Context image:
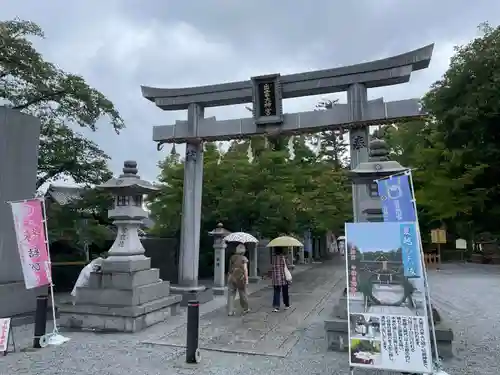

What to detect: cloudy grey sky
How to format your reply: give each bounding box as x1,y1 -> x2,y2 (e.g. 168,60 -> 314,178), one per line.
3,1 -> 500,182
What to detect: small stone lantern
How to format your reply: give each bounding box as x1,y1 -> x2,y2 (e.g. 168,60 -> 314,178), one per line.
98,160 -> 157,264
349,138 -> 407,222
209,223 -> 230,295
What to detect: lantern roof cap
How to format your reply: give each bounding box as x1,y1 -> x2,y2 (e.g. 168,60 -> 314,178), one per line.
97,160 -> 159,194
349,138 -> 406,178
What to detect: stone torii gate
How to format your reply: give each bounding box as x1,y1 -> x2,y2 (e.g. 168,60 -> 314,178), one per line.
142,44 -> 434,302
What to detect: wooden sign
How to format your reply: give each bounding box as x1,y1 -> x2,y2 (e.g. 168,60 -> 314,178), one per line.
430,229 -> 446,244
251,73 -> 283,125
0,318 -> 14,355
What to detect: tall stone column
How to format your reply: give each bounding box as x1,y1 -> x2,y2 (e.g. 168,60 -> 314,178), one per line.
304,230 -> 312,263
209,223 -> 229,295
172,103 -> 213,304
0,107 -> 43,320
248,244 -> 260,283
347,83 -> 370,223
312,237 -> 319,262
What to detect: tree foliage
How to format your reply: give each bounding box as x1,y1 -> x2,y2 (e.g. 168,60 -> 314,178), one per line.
46,189 -> 114,249
376,23 -> 500,240
149,135 -> 352,248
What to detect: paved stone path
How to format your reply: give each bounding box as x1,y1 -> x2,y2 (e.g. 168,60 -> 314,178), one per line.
143,260 -> 345,357
1,262 -> 500,375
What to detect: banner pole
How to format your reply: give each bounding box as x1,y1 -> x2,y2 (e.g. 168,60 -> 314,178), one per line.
373,168 -> 419,183
406,170 -> 442,370
40,198 -> 59,334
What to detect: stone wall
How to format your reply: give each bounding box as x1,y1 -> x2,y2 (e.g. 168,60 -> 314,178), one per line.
0,107 -> 44,319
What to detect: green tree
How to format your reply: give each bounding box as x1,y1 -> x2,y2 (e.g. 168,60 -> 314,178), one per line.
46,189 -> 114,251
419,22 -> 500,237
38,117 -> 112,188
148,149 -> 184,237
314,98 -> 349,169
0,19 -> 123,188
373,23 -> 500,240
150,134 -> 352,246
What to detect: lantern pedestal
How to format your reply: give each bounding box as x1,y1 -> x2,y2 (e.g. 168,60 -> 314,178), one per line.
58,257 -> 181,332
212,286 -> 227,296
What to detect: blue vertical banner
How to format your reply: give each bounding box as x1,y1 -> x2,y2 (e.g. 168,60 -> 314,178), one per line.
399,222 -> 420,278
376,173 -> 416,222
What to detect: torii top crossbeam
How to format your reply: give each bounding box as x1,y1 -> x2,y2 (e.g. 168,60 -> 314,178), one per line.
142,44 -> 433,110
142,44 -> 433,144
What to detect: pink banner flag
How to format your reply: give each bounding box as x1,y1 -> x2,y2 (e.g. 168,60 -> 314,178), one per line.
10,199 -> 51,289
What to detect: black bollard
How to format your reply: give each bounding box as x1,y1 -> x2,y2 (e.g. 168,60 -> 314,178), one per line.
186,300 -> 201,363
33,295 -> 48,348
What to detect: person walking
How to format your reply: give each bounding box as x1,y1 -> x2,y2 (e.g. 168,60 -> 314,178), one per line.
227,244 -> 250,316
271,247 -> 291,312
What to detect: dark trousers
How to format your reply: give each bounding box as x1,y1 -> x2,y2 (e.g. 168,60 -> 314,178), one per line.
273,284 -> 290,308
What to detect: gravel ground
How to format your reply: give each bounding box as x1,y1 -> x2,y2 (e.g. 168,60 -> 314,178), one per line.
1,263 -> 498,375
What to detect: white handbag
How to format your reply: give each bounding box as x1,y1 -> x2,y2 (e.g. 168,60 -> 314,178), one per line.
284,264 -> 292,282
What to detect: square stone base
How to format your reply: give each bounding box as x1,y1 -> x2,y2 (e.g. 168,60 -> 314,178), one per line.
170,286 -> 214,306
58,266 -> 182,333
58,295 -> 182,333
248,276 -> 260,284
324,318 -> 349,352
212,287 -> 226,296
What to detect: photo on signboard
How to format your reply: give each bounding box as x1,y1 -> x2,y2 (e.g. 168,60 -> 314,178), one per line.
345,222 -> 426,317
350,338 -> 382,366
349,314 -> 381,340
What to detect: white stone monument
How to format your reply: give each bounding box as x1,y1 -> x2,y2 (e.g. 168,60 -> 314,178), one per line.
58,161 -> 181,332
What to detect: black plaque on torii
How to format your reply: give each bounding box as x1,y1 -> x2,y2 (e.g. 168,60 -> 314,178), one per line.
251,73 -> 284,126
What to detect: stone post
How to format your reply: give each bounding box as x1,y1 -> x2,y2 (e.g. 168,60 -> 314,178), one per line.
209,223 -> 229,295
312,237 -> 320,262
304,230 -> 312,264
248,243 -> 260,283
298,246 -> 305,264
287,247 -> 295,269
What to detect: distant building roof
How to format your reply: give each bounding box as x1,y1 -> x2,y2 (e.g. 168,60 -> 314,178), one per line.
45,184 -> 85,205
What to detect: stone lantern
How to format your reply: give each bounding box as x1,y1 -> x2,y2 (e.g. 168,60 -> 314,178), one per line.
58,161 -> 181,332
98,160 -> 156,265
349,138 -> 407,223
209,223 -> 230,295
325,140 -> 410,349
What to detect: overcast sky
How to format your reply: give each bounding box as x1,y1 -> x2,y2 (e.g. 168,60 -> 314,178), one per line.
3,1 -> 500,182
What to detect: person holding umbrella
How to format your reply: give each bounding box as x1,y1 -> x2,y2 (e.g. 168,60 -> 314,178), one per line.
271,247 -> 291,312
267,236 -> 303,312
227,243 -> 250,316
222,232 -> 259,316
